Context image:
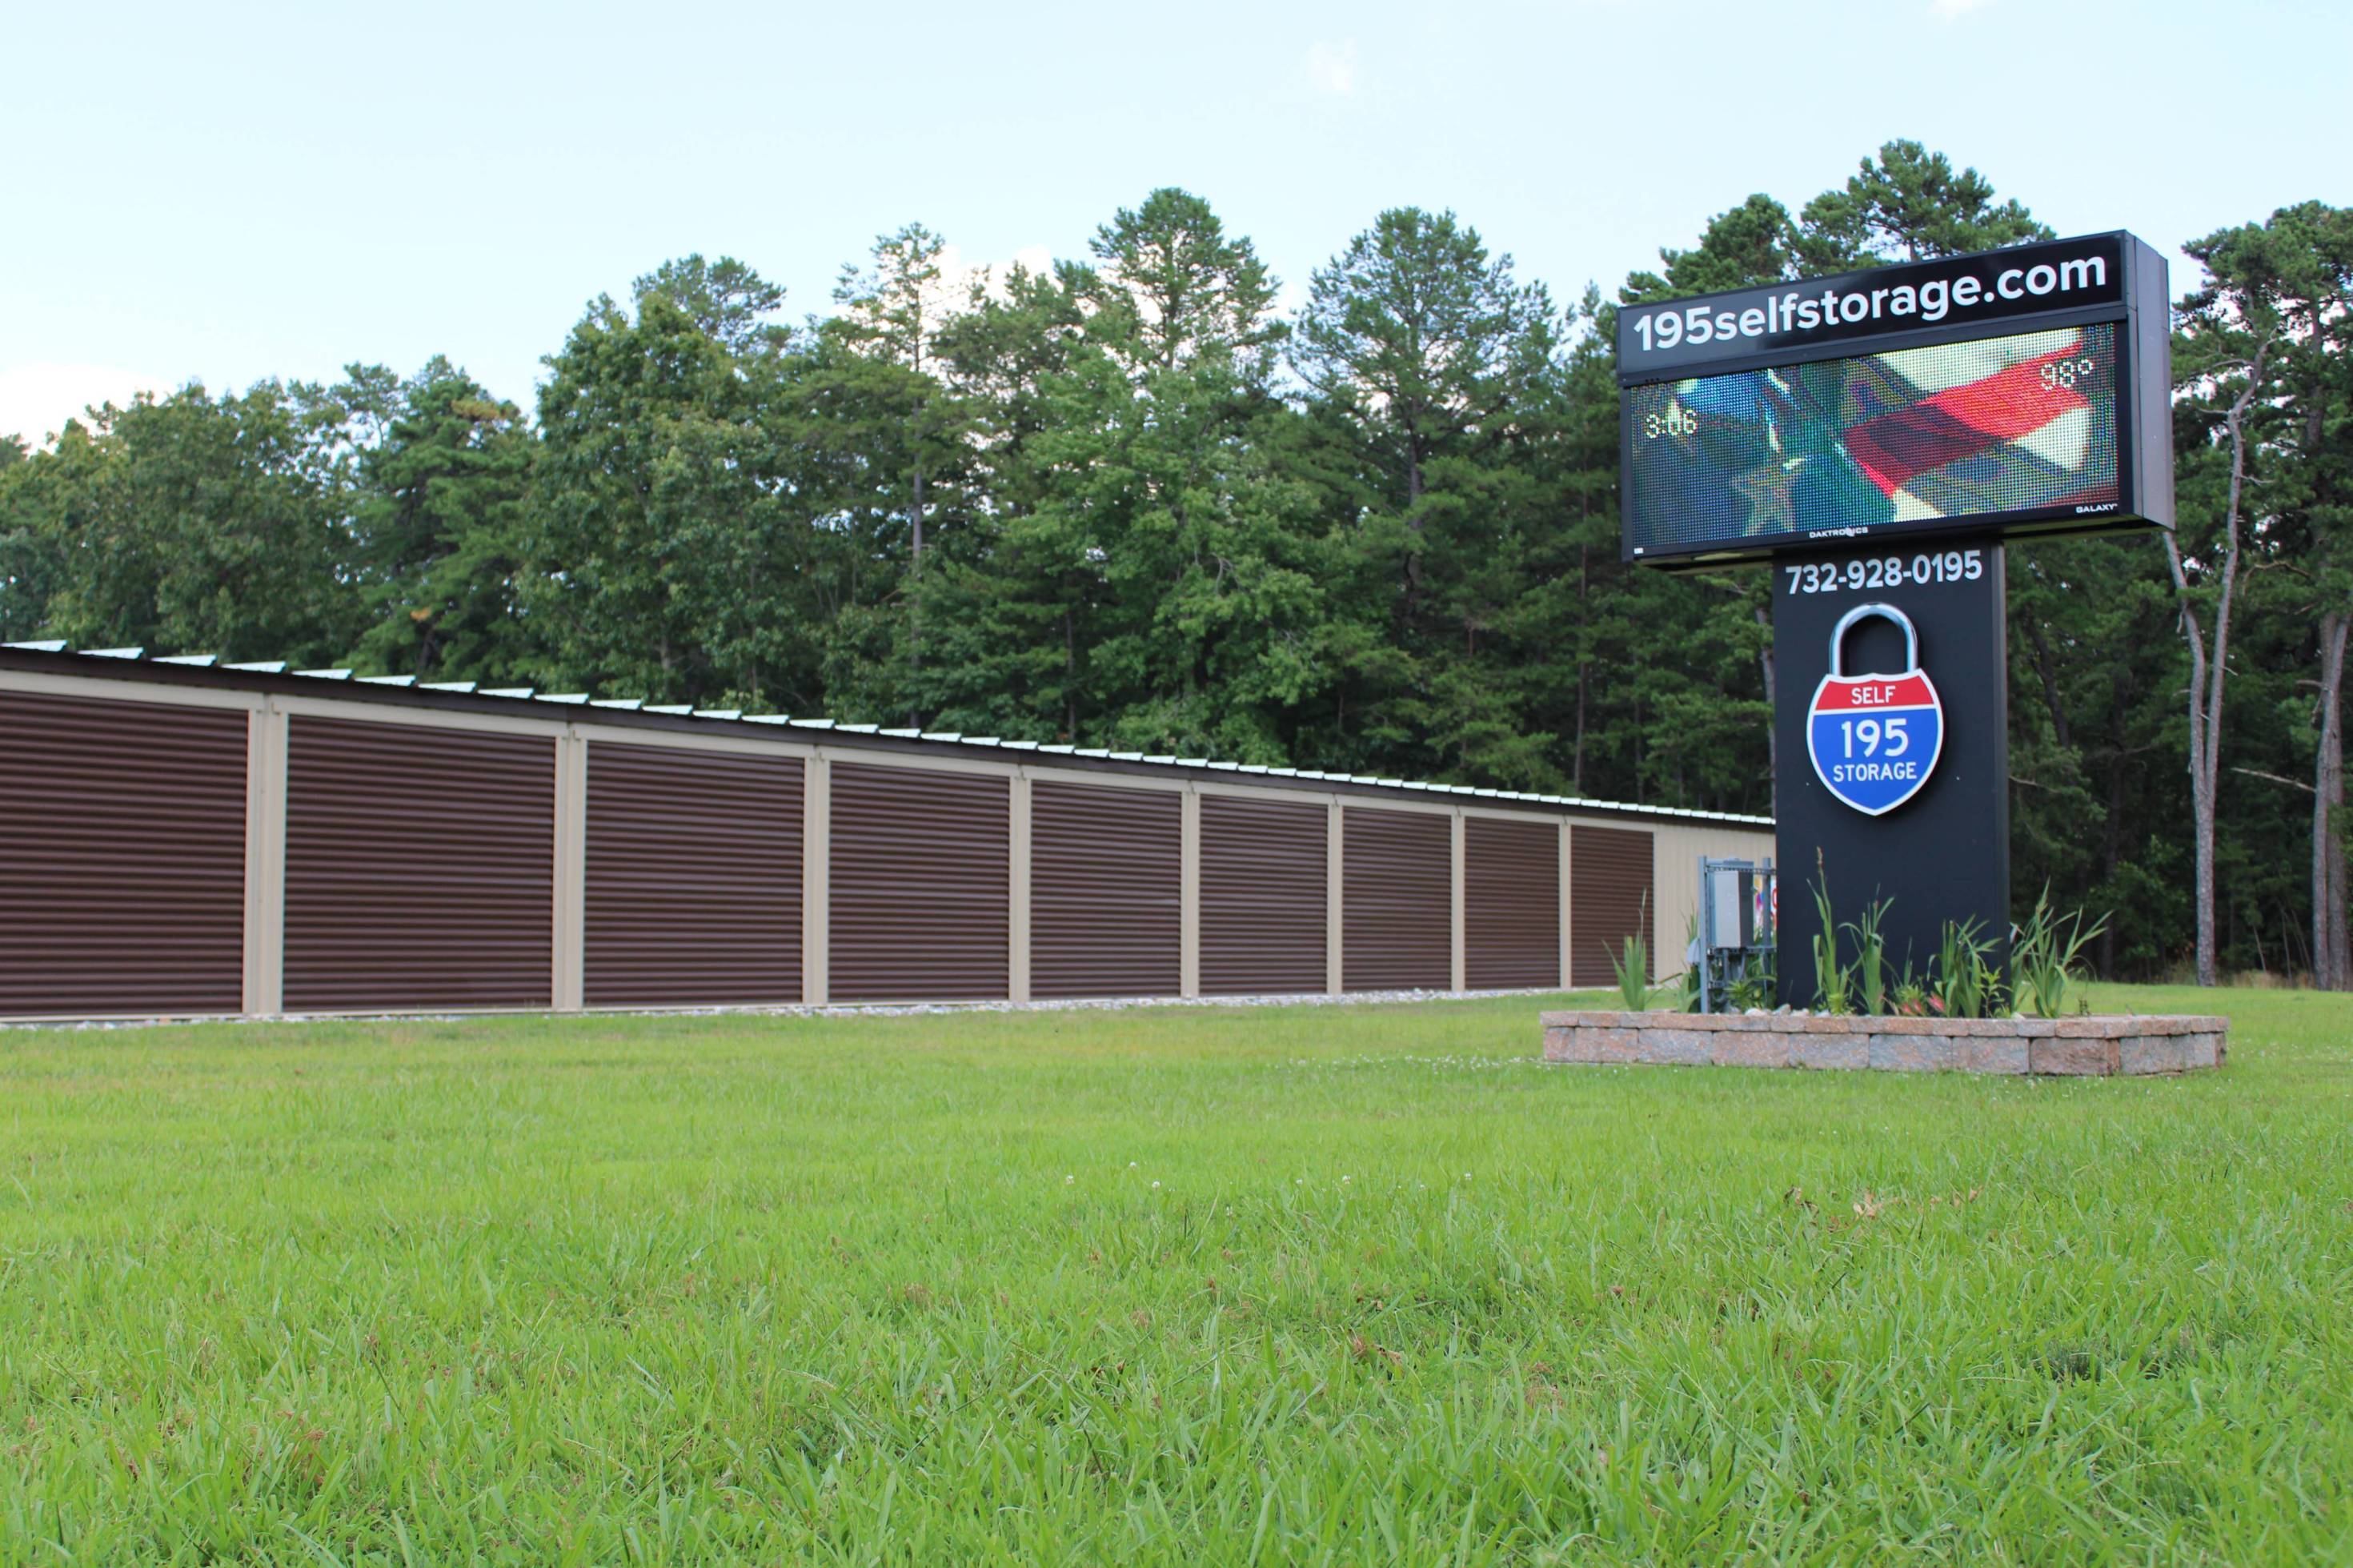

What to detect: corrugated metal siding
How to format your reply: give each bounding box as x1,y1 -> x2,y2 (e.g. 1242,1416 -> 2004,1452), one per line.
283,717 -> 554,1011
829,762 -> 1008,1001
1200,794 -> 1325,995
1570,824 -> 1655,987
0,690 -> 247,1016
584,743 -> 803,1006
1031,781 -> 1181,1000
1465,816 -> 1559,989
1341,808 -> 1453,992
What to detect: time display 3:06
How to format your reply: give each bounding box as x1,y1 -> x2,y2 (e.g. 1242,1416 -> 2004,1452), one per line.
1783,549 -> 1985,596
1641,404 -> 1699,439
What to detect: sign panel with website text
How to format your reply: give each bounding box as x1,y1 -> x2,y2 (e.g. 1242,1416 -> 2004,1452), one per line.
1617,232 -> 2173,568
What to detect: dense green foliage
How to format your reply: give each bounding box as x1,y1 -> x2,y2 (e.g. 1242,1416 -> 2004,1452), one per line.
2,144 -> 2346,978
1,988 -> 2346,1563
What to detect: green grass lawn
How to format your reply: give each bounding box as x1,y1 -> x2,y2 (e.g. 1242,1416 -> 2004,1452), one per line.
2,985 -> 2347,1566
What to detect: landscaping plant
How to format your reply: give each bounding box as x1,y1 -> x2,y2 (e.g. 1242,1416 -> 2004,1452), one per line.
1809,872 -> 1853,1013
1726,947 -> 1775,1013
1674,913 -> 1702,1010
2012,884 -> 2110,1018
1609,929 -> 1653,1011
1891,964 -> 1931,1017
1842,896 -> 1892,1016
1934,916 -> 2004,1019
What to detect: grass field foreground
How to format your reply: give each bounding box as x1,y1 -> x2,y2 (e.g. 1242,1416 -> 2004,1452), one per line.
2,985 -> 2349,1564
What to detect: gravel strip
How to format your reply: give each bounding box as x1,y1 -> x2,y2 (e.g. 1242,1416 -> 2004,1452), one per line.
2,987 -> 1573,1033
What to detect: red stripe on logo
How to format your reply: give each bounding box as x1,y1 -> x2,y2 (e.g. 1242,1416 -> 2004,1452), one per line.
1814,676 -> 1934,711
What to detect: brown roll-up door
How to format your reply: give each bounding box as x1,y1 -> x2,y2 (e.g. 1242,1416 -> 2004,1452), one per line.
1341,807 -> 1451,992
1570,824 -> 1654,987
283,717 -> 553,1011
1200,794 -> 1325,996
1031,781 -> 1181,1000
0,689 -> 247,1017
830,763 -> 1008,1001
1465,816 -> 1560,989
585,743 -> 802,1006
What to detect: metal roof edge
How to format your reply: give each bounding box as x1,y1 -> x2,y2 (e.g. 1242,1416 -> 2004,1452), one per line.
0,642 -> 1775,828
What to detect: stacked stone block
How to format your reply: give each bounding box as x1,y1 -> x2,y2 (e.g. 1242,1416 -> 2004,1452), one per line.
1541,1012 -> 2227,1075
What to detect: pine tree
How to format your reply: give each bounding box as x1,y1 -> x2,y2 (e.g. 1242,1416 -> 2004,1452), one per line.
337,359 -> 540,682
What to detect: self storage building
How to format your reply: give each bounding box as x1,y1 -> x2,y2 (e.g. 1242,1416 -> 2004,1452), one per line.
0,642 -> 1774,1022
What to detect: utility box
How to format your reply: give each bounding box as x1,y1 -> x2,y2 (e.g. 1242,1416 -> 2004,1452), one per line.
1696,856 -> 1777,1013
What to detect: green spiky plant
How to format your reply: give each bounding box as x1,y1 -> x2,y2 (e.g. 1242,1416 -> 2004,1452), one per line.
2012,885 -> 2110,1019
1891,962 -> 1930,1017
1674,912 -> 1702,1011
1609,929 -> 1652,1012
1606,892 -> 1656,1011
1843,896 -> 1892,1015
1934,917 -> 2002,1019
1728,945 -> 1776,1013
1810,871 -> 1852,1013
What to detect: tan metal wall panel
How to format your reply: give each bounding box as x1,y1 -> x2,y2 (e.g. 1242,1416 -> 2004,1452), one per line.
1031,780 -> 1181,999
0,689 -> 247,1016
1341,808 -> 1452,992
1645,820 -> 1778,978
283,717 -> 553,1011
829,762 -> 1009,1001
1570,824 -> 1655,987
1465,816 -> 1561,989
584,743 -> 803,1006
1200,794 -> 1325,995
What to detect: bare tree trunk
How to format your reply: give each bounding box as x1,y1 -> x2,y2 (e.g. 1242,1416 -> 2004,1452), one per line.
908,415 -> 925,722
2098,672 -> 2129,977
2026,617 -> 2073,750
1572,544 -> 1589,792
1063,608 -> 1077,740
1573,664 -> 1587,793
2315,611 -> 2348,987
2163,339 -> 2268,988
1633,692 -> 1645,805
1755,604 -> 1776,821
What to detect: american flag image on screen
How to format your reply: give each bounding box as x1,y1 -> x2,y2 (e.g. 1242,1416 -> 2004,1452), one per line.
1625,323 -> 2121,553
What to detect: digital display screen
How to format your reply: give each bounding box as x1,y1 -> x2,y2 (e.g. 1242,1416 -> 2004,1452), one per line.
1624,323 -> 2121,560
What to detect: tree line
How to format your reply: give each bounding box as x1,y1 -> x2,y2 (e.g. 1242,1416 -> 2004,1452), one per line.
2,143 -> 2345,984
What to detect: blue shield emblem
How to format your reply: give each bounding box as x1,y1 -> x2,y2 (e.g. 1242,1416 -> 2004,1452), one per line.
1806,604 -> 1943,817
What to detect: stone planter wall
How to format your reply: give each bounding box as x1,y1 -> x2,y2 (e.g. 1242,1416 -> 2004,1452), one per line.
1541,1010 -> 2227,1075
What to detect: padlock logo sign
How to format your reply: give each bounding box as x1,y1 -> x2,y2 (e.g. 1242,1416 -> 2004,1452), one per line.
1806,603 -> 1942,817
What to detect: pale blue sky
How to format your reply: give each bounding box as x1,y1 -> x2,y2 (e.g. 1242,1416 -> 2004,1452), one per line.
3,0 -> 2344,442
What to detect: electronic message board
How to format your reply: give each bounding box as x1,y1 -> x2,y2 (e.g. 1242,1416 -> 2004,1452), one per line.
1618,233 -> 2173,567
